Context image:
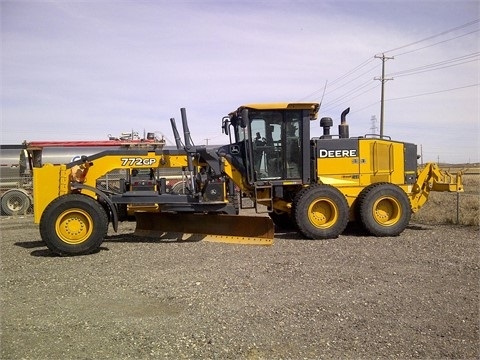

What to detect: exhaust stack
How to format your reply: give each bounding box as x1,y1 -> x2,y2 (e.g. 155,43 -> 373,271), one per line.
339,107 -> 350,139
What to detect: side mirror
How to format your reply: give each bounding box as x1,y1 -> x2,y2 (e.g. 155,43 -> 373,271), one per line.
222,116 -> 230,135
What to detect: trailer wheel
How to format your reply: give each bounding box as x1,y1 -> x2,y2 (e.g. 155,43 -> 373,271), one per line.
357,183 -> 411,237
1,189 -> 32,216
293,184 -> 349,239
39,194 -> 108,256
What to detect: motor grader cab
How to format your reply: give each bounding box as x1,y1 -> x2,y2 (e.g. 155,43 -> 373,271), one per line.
220,103 -> 463,240
221,103 -> 318,187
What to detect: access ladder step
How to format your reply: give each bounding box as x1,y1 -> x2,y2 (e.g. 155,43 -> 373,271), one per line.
254,184 -> 273,213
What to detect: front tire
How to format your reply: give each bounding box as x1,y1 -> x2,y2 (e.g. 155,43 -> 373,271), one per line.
356,183 -> 411,237
293,184 -> 349,239
40,194 -> 108,256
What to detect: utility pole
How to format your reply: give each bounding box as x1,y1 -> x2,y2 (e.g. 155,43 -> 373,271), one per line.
204,138 -> 210,145
374,53 -> 394,137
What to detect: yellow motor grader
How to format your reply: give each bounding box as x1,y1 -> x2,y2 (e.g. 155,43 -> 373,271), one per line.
32,103 -> 463,255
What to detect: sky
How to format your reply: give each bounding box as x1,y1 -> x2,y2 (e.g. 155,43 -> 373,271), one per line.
1,0 -> 479,164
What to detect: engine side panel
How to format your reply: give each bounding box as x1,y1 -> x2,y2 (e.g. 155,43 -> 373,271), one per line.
312,137 -> 414,187
312,138 -> 360,186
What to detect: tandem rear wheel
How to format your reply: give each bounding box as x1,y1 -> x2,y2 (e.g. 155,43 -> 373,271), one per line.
293,184 -> 349,239
356,183 -> 411,237
40,194 -> 109,256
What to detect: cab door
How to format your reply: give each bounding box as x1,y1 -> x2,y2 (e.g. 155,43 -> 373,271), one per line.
249,110 -> 303,181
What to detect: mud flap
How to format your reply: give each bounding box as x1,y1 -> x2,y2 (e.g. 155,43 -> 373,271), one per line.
134,212 -> 274,245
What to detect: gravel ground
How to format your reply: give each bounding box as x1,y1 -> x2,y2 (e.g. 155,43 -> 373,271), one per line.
0,213 -> 478,360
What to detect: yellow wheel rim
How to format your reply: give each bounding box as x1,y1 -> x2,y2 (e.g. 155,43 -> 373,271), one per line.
308,198 -> 338,229
372,196 -> 401,226
55,209 -> 94,244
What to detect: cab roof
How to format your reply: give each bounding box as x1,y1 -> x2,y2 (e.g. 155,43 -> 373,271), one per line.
234,102 -> 320,119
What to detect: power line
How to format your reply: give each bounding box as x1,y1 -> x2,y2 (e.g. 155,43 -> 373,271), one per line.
317,64 -> 380,111
383,19 -> 479,54
345,84 -> 478,114
393,59 -> 479,78
341,27 -> 477,114
322,80 -> 377,111
327,58 -> 376,87
321,84 -> 379,113
323,63 -> 380,96
393,29 -> 480,57
301,19 -> 479,116
298,57 -> 375,101
386,84 -> 479,101
321,53 -> 477,114
387,52 -> 480,77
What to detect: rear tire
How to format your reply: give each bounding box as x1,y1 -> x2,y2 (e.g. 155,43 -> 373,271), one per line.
40,194 -> 108,256
293,184 -> 349,239
356,183 -> 411,237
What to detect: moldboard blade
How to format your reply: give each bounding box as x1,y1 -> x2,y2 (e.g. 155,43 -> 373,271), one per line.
134,212 -> 274,245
